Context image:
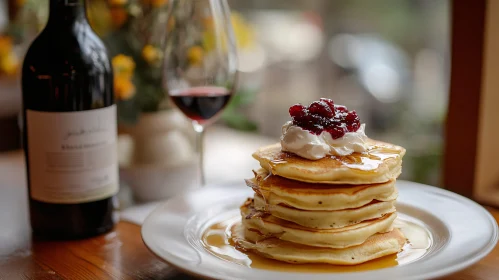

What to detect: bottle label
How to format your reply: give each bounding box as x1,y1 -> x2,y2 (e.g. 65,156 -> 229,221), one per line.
26,105 -> 119,204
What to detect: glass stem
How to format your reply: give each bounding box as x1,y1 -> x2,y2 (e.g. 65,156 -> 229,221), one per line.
193,122 -> 206,186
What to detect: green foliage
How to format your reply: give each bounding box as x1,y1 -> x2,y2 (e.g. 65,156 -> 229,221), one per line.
221,88 -> 258,131
102,5 -> 170,124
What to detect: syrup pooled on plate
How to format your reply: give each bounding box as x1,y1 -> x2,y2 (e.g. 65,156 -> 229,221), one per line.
201,216 -> 431,273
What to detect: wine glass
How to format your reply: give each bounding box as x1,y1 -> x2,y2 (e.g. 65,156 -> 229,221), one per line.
163,0 -> 238,186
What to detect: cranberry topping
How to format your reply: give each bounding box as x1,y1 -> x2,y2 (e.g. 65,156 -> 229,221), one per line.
319,98 -> 335,109
309,101 -> 334,118
288,98 -> 361,139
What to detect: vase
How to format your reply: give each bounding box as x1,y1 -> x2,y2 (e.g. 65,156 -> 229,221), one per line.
118,109 -> 199,202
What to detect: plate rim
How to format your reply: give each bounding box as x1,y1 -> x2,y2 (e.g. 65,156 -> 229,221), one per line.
141,180 -> 499,280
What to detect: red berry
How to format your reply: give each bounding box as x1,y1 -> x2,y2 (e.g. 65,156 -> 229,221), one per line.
308,101 -> 322,114
335,105 -> 348,113
345,111 -> 358,122
345,111 -> 360,132
289,104 -> 307,119
326,126 -> 346,139
308,114 -> 323,125
319,98 -> 335,109
319,117 -> 332,128
309,101 -> 334,118
311,124 -> 324,135
288,99 -> 361,136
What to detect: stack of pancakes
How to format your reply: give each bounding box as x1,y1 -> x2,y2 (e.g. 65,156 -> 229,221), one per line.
233,140 -> 407,265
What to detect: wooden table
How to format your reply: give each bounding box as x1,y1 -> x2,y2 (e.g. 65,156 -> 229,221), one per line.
1,151 -> 498,280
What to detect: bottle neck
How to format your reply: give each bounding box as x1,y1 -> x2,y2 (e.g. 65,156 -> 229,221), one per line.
48,0 -> 87,25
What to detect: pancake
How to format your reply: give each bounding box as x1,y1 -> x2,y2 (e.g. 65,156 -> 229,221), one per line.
241,200 -> 396,249
247,169 -> 397,211
232,222 -> 406,265
252,141 -> 405,184
253,194 -> 396,229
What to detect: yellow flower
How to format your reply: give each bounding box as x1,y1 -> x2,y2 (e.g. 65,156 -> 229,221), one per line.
110,7 -> 128,28
151,0 -> 168,7
108,0 -> 128,6
0,36 -> 13,57
112,54 -> 135,79
202,12 -> 255,52
230,12 -> 255,49
87,0 -> 113,36
114,76 -> 135,100
142,45 -> 162,64
187,46 -> 204,66
203,16 -> 214,30
0,53 -> 19,76
202,31 -> 215,52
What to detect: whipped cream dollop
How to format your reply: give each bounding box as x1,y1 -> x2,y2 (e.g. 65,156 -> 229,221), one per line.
280,121 -> 369,160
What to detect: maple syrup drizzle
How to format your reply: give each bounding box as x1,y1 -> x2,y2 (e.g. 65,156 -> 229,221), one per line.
201,216 -> 431,273
268,146 -> 401,172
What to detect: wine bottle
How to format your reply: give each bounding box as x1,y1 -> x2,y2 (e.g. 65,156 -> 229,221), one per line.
21,0 -> 118,239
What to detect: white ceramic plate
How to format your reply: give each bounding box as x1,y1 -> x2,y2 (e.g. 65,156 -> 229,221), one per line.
141,180 -> 498,280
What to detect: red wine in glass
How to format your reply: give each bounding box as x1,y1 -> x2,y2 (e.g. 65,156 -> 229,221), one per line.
170,86 -> 232,124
